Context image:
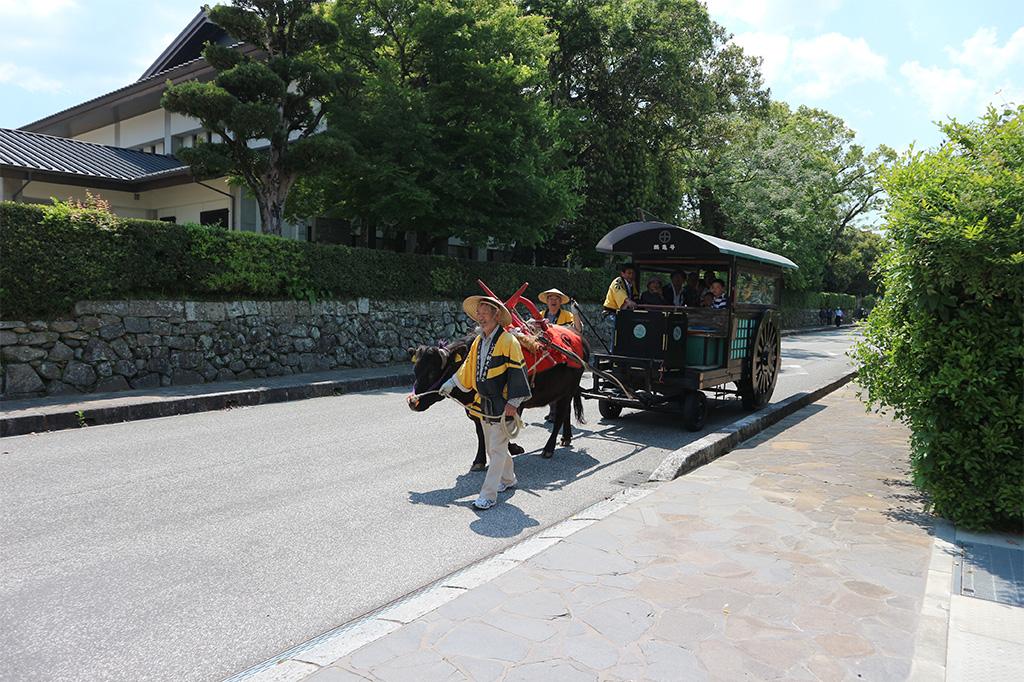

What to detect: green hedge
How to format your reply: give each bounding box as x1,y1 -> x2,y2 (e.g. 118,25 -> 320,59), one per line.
852,107 -> 1023,530
0,201 -> 616,319
780,290 -> 857,311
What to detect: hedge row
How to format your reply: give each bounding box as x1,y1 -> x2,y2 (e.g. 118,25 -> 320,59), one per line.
0,202 -> 615,319
780,289 -> 858,311
0,200 -> 859,320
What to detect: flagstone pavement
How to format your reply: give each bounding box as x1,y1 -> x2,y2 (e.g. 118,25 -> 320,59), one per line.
295,385 -> 1018,681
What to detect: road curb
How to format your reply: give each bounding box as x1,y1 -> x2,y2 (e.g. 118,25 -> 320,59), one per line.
648,370 -> 857,482
0,371 -> 414,438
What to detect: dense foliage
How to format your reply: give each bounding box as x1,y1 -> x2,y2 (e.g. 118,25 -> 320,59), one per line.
686,102 -> 894,291
852,107 -> 1024,530
0,202 -> 613,319
162,0 -> 346,236
287,0 -> 580,254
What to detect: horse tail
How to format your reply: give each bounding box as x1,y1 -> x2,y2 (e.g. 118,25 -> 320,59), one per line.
573,383 -> 586,425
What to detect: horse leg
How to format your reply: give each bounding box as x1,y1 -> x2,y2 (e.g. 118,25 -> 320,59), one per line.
541,399 -> 561,458
471,417 -> 487,471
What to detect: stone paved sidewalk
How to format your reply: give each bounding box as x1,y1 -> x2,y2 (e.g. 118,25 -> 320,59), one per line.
296,385 -> 955,681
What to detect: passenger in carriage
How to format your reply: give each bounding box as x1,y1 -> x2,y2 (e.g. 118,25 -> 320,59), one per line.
710,279 -> 728,309
640,277 -> 666,306
663,270 -> 686,307
683,271 -> 703,307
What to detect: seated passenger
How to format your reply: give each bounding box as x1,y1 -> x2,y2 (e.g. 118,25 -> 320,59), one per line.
663,270 -> 686,306
683,272 -> 702,307
700,292 -> 714,307
710,279 -> 728,309
640,277 -> 666,306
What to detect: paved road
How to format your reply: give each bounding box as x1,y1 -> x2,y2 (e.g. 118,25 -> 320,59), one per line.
0,329 -> 855,681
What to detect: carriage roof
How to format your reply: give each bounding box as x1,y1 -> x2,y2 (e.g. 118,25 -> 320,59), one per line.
596,221 -> 798,270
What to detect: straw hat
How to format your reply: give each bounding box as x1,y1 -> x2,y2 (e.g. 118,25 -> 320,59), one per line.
462,295 -> 512,327
537,288 -> 570,305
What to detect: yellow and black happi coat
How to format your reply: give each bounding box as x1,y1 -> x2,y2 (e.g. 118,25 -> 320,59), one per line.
454,329 -> 532,421
603,276 -> 638,311
543,308 -> 575,327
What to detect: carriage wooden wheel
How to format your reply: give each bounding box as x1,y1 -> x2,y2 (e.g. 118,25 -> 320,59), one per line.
740,312 -> 780,410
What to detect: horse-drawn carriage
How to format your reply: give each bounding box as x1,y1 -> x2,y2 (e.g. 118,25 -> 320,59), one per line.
580,221 -> 797,431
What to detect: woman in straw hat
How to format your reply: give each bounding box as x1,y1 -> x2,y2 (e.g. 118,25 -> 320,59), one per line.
439,295 -> 532,510
538,288 -> 583,333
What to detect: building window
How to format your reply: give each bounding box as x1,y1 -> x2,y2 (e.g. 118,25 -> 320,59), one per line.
160,216 -> 176,223
200,208 -> 230,229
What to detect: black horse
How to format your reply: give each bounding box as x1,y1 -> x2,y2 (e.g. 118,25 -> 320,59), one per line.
408,332 -> 589,469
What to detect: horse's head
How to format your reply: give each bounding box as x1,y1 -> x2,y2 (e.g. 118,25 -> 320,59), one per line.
406,339 -> 468,412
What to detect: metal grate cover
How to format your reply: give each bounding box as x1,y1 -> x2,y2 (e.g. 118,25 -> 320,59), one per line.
957,542 -> 1024,607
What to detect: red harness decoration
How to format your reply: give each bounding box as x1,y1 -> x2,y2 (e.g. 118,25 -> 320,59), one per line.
476,279 -> 586,376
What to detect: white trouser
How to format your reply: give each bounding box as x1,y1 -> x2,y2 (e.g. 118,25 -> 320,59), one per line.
479,418 -> 516,502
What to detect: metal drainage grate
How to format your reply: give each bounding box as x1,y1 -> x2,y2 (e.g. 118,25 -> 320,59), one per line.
956,542 -> 1024,607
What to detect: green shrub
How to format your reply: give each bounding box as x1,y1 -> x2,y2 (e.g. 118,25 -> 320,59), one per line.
852,106 -> 1024,530
781,290 -> 857,311
0,201 -> 614,318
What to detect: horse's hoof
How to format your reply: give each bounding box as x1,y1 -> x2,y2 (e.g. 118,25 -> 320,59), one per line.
509,443 -> 525,455
560,438 -> 571,447
542,450 -> 553,459
470,462 -> 486,472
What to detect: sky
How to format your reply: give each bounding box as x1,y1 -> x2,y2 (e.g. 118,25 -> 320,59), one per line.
1,0 -> 1022,155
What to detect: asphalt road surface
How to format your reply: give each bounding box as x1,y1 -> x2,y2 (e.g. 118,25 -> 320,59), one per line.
1,329 -> 856,681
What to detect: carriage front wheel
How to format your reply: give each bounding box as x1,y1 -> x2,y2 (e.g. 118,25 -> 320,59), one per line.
599,400 -> 623,419
681,391 -> 707,431
739,312 -> 781,410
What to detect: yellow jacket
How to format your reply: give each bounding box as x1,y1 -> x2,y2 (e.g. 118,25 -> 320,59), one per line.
543,308 -> 575,326
453,329 -> 532,420
603,276 -> 637,310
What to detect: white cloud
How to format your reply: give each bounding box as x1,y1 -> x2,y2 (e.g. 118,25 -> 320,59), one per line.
0,0 -> 76,19
790,33 -> 887,99
947,26 -> 1024,75
732,31 -> 790,84
0,62 -> 63,93
899,61 -> 977,117
899,26 -> 1024,119
705,0 -> 843,31
730,31 -> 887,100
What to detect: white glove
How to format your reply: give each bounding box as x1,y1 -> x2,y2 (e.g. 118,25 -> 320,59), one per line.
438,379 -> 456,397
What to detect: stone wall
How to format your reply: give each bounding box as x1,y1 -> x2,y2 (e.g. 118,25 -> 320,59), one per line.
0,299 -> 609,400
0,297 -> 834,400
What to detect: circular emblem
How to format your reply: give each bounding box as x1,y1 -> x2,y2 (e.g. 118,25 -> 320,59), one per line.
633,324 -> 647,339
658,230 -> 671,244
672,326 -> 683,341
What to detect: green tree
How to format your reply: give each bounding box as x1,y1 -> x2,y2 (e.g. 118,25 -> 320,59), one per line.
688,102 -> 893,290
161,0 -> 346,236
852,106 -> 1024,529
528,0 -> 767,265
289,0 -> 580,254
824,227 -> 884,296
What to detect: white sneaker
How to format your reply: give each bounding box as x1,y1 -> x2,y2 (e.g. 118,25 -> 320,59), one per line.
473,497 -> 496,510
498,482 -> 516,493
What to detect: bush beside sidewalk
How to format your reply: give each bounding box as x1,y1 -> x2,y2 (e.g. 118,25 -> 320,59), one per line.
255,385 -> 1022,682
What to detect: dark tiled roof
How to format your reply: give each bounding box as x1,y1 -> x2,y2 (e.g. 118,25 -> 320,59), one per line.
0,128 -> 186,183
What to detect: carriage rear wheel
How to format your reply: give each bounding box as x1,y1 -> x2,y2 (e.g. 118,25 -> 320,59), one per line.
681,391 -> 707,431
740,312 -> 781,410
598,400 -> 623,419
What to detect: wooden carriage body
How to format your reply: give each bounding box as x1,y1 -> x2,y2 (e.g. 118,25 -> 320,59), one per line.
580,222 -> 797,429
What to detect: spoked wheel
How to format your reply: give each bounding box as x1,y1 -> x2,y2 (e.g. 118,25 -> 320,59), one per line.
681,391 -> 707,431
598,400 -> 623,419
740,312 -> 781,410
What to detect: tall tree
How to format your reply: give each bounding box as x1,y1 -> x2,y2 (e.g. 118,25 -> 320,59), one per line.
162,0 -> 346,236
288,0 -> 580,254
526,0 -> 767,265
685,102 -> 894,290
